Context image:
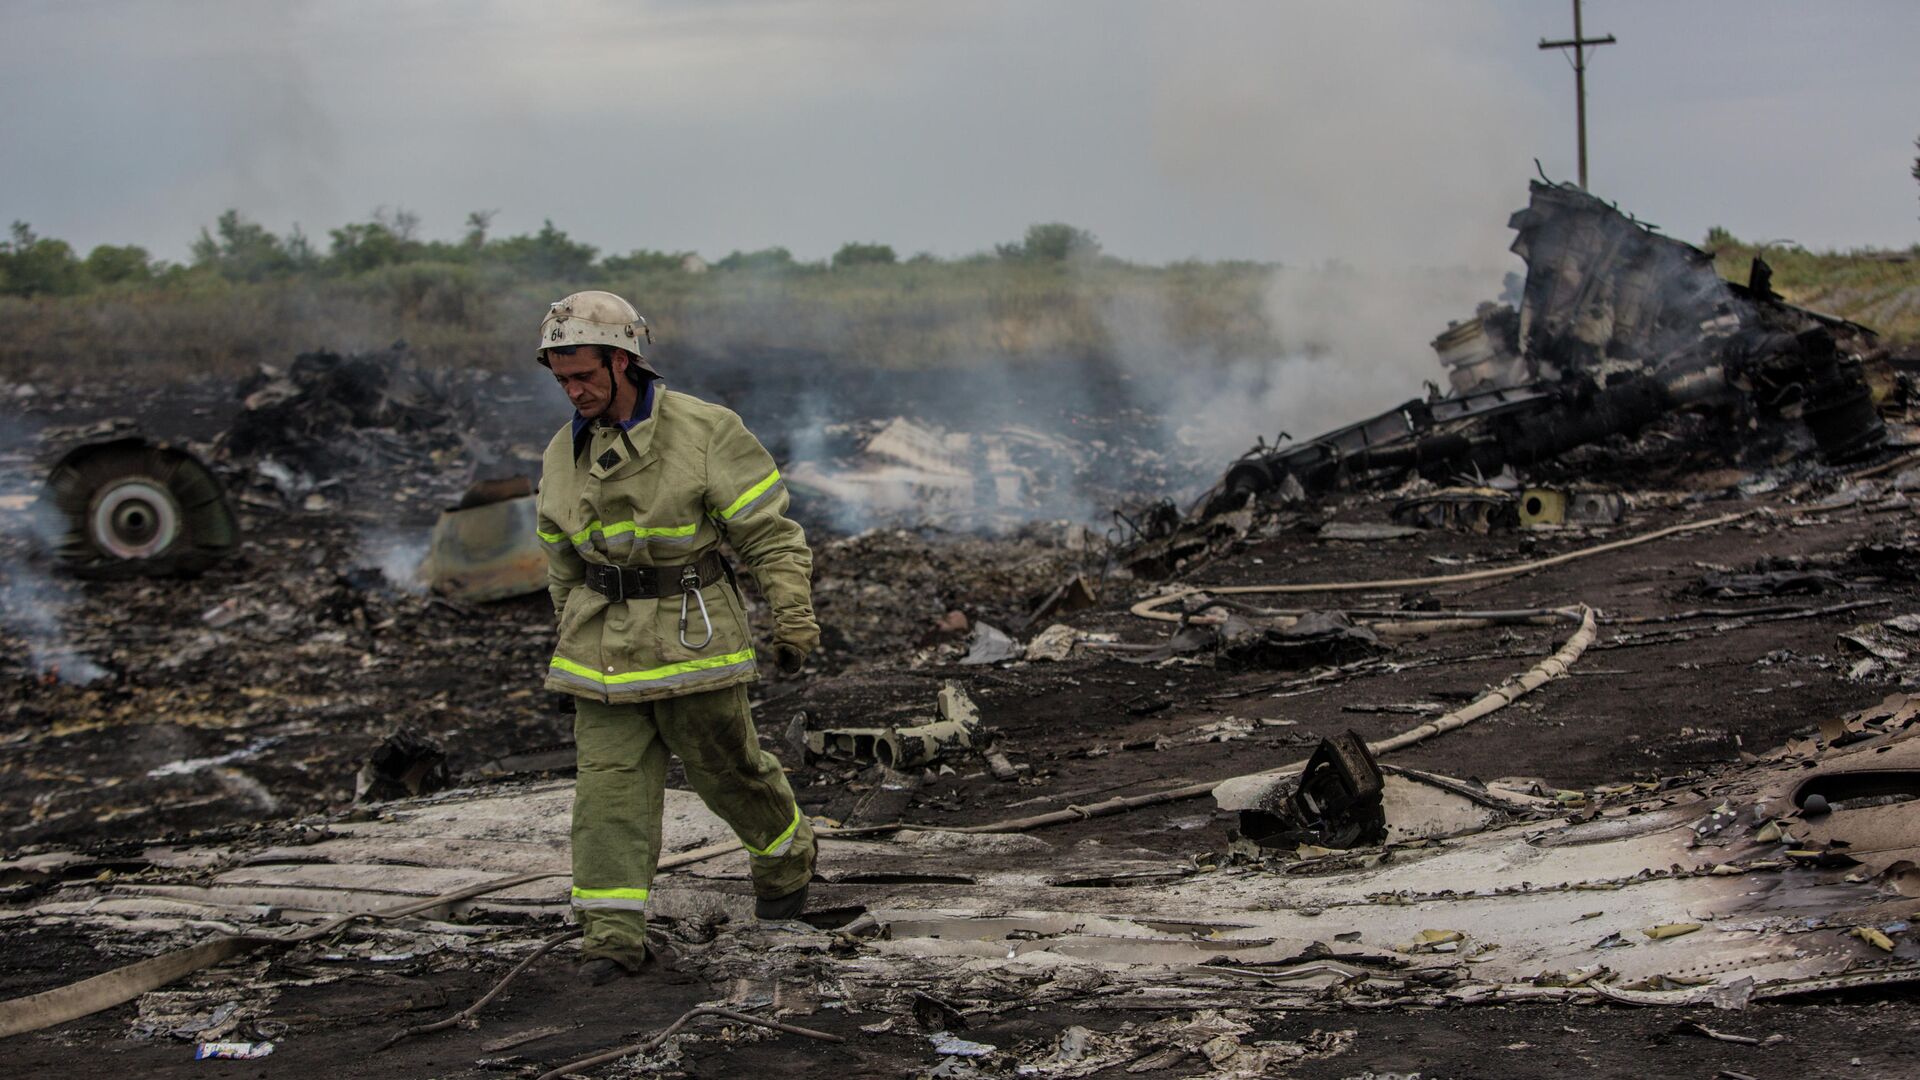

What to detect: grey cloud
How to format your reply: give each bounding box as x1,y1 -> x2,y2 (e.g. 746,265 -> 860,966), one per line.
0,0 -> 1914,263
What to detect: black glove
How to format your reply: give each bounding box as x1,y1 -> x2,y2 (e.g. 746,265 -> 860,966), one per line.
773,641 -> 808,675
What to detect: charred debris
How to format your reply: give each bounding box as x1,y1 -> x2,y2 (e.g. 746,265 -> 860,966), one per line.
9,183 -> 1920,1075
1119,180 -> 1899,578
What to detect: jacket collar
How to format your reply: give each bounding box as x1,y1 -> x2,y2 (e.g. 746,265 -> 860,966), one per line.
571,377 -> 659,462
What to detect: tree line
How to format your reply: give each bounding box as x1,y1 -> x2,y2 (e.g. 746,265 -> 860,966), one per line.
0,209 -> 1109,298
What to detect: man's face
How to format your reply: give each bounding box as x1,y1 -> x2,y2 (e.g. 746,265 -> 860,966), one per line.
547,346 -> 625,418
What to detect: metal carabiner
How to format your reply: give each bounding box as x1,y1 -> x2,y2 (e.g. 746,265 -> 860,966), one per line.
677,565 -> 714,649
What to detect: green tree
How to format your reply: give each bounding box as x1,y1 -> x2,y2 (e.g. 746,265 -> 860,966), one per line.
486,219 -> 599,279
378,206 -> 420,242
714,246 -> 798,272
328,221 -> 409,274
0,222 -> 87,296
462,210 -> 496,251
996,222 -> 1101,262
602,248 -> 695,274
84,243 -> 153,285
190,210 -> 296,281
285,225 -> 319,271
831,241 -> 897,269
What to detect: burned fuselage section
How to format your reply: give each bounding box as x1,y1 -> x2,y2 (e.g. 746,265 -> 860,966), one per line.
1208,182 -> 1886,515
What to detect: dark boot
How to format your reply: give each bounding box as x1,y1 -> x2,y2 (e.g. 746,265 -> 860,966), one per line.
576,956 -> 637,986
755,883 -> 809,920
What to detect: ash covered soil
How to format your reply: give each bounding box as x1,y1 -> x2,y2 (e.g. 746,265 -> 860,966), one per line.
6,918 -> 1917,1079
7,359 -> 1920,1077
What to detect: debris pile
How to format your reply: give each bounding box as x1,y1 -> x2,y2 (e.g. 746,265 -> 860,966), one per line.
216,345 -> 499,515
1200,180 -> 1892,521
6,181 -> 1920,1075
222,347 -> 462,473
786,416 -> 1193,534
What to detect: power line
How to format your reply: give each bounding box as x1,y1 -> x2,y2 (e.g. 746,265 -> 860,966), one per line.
1538,0 -> 1616,191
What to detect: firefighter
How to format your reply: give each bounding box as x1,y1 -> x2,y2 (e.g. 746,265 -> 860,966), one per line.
533,290 -> 818,985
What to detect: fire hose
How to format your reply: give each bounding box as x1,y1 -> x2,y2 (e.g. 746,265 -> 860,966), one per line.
1128,511 -> 1747,622
925,603 -> 1596,835
976,514 -> 1750,838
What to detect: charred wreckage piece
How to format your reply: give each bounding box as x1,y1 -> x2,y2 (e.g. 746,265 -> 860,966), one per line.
803,683 -> 986,770
1206,181 -> 1888,517
1230,731 -> 1388,851
37,436 -> 239,578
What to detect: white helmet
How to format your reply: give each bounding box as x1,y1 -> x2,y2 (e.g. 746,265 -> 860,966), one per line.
536,290 -> 656,376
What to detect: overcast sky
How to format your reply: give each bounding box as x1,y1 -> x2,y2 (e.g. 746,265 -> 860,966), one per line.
3,0 -> 1916,268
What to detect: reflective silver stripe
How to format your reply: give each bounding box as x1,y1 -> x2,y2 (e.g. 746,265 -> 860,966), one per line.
547,657 -> 759,700
572,532 -> 703,560
598,659 -> 757,700
548,667 -> 613,697
744,804 -> 802,859
629,532 -> 699,547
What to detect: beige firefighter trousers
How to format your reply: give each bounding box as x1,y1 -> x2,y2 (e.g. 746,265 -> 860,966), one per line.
571,684 -> 815,969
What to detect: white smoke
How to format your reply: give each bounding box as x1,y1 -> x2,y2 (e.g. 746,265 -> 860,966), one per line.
357,529 -> 430,595
0,411 -> 109,686
0,562 -> 109,686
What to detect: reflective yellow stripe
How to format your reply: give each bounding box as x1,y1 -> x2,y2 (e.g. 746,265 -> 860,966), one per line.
742,804 -> 802,858
599,520 -> 700,541
562,520 -> 701,545
572,886 -> 649,902
550,647 -> 757,686
537,528 -> 566,542
719,469 -> 782,520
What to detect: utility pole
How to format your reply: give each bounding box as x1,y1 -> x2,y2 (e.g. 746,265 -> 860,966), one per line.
1539,0 -> 1615,190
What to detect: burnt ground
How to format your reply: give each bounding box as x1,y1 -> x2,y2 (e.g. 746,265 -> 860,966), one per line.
3,923 -> 1917,1079
7,368 -> 1920,1076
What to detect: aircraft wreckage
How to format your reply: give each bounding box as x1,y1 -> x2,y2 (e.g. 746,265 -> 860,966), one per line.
5,182 -> 1918,1074
1205,180 -> 1887,518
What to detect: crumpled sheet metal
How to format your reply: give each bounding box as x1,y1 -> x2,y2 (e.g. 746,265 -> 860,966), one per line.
1772,727 -> 1920,891
1,782 -> 715,928
14,713 -> 1920,1011
1213,771 -> 1509,846
421,494 -> 547,603
845,729 -> 1920,994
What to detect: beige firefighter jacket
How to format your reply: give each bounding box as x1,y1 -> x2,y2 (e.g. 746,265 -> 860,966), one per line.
535,385 -> 817,704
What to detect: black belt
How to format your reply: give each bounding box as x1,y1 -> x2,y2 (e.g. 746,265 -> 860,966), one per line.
582,550 -> 728,603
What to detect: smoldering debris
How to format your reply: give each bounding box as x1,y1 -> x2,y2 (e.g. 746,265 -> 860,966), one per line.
0,562 -> 108,686
785,416 -> 1185,534
355,727 -> 451,802
220,346 -> 467,480
1188,181 -> 1893,527
9,182 -> 1920,1077
195,345 -> 555,541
